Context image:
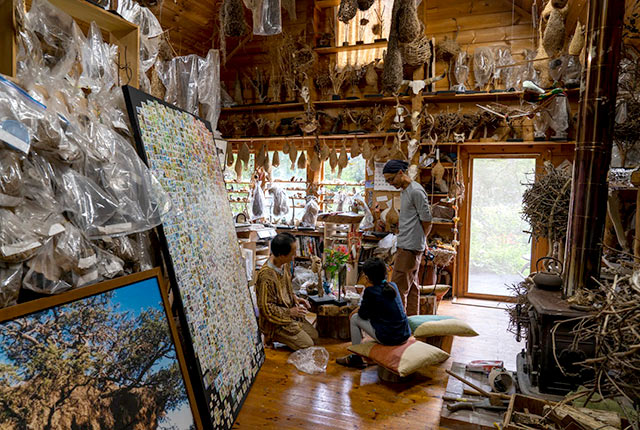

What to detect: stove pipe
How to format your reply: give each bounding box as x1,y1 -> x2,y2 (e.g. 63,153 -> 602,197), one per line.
563,0 -> 625,297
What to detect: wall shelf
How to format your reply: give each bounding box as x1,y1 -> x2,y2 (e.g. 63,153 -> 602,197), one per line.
225,132 -> 400,142
314,41 -> 388,55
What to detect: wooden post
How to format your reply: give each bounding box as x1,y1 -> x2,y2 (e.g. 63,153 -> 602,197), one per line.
563,0 -> 625,297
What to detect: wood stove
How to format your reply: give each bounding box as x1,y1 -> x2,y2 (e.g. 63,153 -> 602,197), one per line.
517,287 -> 594,396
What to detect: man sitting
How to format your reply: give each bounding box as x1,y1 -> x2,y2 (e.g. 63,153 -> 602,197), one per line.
256,233 -> 318,350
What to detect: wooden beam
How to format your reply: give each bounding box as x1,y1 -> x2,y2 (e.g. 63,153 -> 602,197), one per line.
501,0 -> 531,17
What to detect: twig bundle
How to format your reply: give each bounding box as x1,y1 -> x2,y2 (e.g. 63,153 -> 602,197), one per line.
506,278 -> 534,342
521,161 -> 572,244
554,273 -> 640,407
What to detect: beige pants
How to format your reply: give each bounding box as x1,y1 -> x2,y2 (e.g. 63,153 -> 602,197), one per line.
392,248 -> 423,316
273,320 -> 319,351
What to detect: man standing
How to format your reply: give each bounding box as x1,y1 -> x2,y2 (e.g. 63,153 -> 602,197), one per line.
256,233 -> 318,350
383,160 -> 432,316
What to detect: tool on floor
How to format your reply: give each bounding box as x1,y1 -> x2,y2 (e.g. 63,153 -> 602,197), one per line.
445,369 -> 511,406
465,360 -> 504,373
447,398 -> 509,412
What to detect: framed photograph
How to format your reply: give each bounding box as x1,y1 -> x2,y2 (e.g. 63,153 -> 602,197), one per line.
0,268 -> 203,430
122,86 -> 264,430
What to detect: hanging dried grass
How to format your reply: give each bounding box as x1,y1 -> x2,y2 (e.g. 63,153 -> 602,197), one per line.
338,0 -> 358,23
226,141 -> 234,166
381,42 -> 403,94
222,0 -> 248,37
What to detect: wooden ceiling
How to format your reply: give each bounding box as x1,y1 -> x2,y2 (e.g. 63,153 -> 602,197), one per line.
148,0 -> 638,60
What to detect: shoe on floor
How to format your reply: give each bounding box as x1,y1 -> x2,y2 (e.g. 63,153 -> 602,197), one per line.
336,353 -> 366,369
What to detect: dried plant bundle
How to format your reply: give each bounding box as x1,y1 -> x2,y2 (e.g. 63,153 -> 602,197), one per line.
337,0 -> 357,23
222,0 -> 248,37
357,0 -> 374,11
381,42 -> 403,94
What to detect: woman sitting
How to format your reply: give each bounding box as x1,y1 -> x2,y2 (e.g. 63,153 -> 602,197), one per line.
336,257 -> 411,368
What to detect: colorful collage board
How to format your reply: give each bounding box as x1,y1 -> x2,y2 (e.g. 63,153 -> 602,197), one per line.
122,86 -> 264,430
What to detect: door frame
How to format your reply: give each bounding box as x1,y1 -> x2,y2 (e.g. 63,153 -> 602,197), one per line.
455,143 -> 571,301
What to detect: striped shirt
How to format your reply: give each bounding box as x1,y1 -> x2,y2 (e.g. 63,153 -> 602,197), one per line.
255,264 -> 301,338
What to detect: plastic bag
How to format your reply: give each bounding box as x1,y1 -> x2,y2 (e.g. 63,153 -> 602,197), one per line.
198,50 -> 222,130
269,185 -> 289,217
353,195 -> 374,230
0,208 -> 45,263
252,0 -> 282,36
22,152 -> 58,210
0,264 -> 23,308
23,239 -> 73,295
251,181 -> 266,220
453,51 -> 469,92
300,196 -> 319,227
287,346 -> 330,374
117,0 -> 164,39
378,233 -> 397,254
79,22 -> 118,92
0,150 -> 24,206
493,47 -> 514,89
27,0 -> 82,80
473,47 -> 494,90
292,266 -> 318,293
533,111 -> 550,139
547,95 -> 569,139
158,55 -> 200,115
133,232 -> 154,272
14,199 -> 65,238
59,168 -> 119,237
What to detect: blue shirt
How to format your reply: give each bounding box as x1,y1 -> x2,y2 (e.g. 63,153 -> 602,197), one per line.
358,282 -> 411,345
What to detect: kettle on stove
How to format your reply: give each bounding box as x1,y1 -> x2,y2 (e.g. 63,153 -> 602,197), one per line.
531,257 -> 563,290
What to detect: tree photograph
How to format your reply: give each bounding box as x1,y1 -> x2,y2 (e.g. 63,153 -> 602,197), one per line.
0,278 -> 195,430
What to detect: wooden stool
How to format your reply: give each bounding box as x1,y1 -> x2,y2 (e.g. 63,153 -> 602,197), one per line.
419,295 -> 437,315
316,304 -> 358,340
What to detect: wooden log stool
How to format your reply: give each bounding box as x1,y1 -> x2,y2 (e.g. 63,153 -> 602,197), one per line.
316,304 -> 358,340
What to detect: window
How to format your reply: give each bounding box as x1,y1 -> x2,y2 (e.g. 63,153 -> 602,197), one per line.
321,154 -> 366,211
336,0 -> 393,68
224,154 -> 254,217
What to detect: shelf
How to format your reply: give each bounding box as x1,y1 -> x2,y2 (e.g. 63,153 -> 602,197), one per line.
221,101 -> 304,113
314,41 -> 388,55
459,140 -> 576,146
276,229 -> 324,237
224,132 -> 400,143
314,96 -> 410,109
421,163 -> 455,169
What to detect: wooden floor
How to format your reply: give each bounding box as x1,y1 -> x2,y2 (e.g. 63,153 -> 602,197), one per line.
233,300 -> 523,430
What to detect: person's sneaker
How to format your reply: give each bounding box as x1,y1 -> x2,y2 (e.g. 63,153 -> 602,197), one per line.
336,354 -> 366,369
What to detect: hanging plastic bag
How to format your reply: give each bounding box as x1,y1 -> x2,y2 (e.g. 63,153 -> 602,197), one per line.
158,55 -> 200,115
0,264 -> 22,308
353,195 -> 374,230
251,181 -> 266,220
300,196 -> 319,227
453,51 -> 469,92
269,185 -> 289,217
547,95 -> 570,140
252,0 -> 282,36
79,22 -> 118,92
198,50 -> 222,130
27,0 -> 82,80
473,47 -> 494,90
287,347 -> 330,374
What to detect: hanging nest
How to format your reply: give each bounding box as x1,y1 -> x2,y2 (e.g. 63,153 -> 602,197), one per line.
239,142 -> 251,166
320,141 -> 331,161
338,0 -> 358,23
289,142 -> 298,168
329,144 -> 339,172
432,246 -> 456,267
568,21 -> 585,56
362,139 -> 374,160
381,42 -> 403,94
395,0 -> 421,44
297,151 -> 307,169
436,36 -> 460,63
357,0 -> 375,11
542,8 -> 566,58
337,142 -> 349,177
521,161 -> 572,243
351,138 -> 361,158
272,150 -> 280,168
400,28 -> 431,67
222,0 -> 248,37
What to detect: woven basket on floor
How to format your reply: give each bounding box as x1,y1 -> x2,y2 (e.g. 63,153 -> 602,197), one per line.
401,31 -> 431,67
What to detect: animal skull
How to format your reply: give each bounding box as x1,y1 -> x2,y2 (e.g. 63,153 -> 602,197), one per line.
453,132 -> 466,143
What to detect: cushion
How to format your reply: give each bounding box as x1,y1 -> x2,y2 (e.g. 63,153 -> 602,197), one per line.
347,337 -> 449,377
408,315 -> 479,338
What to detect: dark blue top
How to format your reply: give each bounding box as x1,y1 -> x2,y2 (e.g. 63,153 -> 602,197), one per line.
358,281 -> 411,345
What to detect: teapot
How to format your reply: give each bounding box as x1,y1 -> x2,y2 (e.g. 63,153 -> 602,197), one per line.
531,257 -> 563,290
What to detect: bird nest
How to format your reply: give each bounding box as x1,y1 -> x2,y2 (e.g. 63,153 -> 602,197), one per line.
431,247 -> 456,267
400,31 -> 431,67
521,161 -> 572,243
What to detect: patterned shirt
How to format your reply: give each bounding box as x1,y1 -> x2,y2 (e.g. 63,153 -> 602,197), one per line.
255,263 -> 301,338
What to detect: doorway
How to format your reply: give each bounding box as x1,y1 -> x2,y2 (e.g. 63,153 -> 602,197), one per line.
466,157 -> 536,298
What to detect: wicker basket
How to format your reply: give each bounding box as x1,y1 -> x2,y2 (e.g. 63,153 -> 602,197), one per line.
431,247 -> 456,267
